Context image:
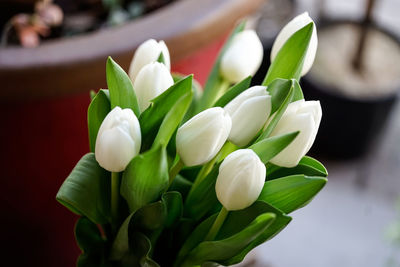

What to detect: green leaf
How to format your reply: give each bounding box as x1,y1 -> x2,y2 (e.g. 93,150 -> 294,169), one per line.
56,153 -> 110,224
198,21 -> 246,111
106,57 -> 140,117
75,217 -> 105,255
126,232 -> 160,267
153,91 -> 193,148
131,191 -> 183,231
262,22 -> 314,86
162,191 -> 183,228
180,213 -> 276,267
267,78 -> 303,114
267,156 -> 328,179
121,146 -> 169,212
176,201 -> 291,266
111,192 -> 182,261
139,75 -> 193,149
168,175 -> 193,200
213,76 -> 252,107
256,80 -> 295,142
258,174 -> 327,214
250,131 -> 299,164
87,89 -> 111,152
157,52 -> 165,64
184,165 -> 220,221
220,201 -> 291,265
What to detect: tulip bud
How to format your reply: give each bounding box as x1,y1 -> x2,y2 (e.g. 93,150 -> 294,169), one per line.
216,149 -> 265,211
133,62 -> 174,112
269,100 -> 322,167
95,107 -> 141,172
128,39 -> 171,83
270,12 -> 318,76
176,107 -> 232,167
220,30 -> 264,83
224,86 -> 272,147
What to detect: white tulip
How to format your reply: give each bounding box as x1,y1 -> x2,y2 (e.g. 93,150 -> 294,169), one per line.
176,107 -> 232,167
95,107 -> 141,172
269,99 -> 322,167
270,12 -> 318,76
216,149 -> 265,211
220,30 -> 264,83
133,62 -> 174,112
128,39 -> 170,83
224,86 -> 272,147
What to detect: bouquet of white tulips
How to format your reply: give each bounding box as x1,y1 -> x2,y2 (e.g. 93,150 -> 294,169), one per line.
57,12 -> 327,267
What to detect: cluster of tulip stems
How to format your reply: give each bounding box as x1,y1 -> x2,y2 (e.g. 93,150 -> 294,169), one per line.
57,12 -> 328,267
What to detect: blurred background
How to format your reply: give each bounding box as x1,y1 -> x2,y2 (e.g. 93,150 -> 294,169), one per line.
0,0 -> 399,266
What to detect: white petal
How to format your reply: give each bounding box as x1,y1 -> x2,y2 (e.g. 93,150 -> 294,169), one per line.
133,62 -> 174,112
176,107 -> 232,166
128,39 -> 171,83
270,113 -> 315,167
229,95 -> 271,147
216,149 -> 265,211
220,30 -> 264,83
224,86 -> 268,116
95,127 -> 137,172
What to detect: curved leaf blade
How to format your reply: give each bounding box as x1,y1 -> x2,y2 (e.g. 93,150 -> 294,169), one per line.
213,76 -> 252,108
56,153 -> 111,224
258,174 -> 327,214
88,89 -> 111,152
106,57 -> 140,117
262,22 -> 314,86
121,146 -> 169,213
250,131 -> 299,164
139,75 -> 193,149
153,90 -> 193,148
267,156 -> 328,179
176,201 -> 291,266
180,213 -> 276,267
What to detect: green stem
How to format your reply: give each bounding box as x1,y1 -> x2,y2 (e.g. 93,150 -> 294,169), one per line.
191,154 -> 218,190
191,141 -> 234,191
215,79 -> 231,101
111,172 -> 120,235
204,207 -> 229,241
169,158 -> 184,186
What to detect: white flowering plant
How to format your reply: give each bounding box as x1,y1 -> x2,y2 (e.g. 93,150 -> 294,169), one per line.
57,13 -> 327,267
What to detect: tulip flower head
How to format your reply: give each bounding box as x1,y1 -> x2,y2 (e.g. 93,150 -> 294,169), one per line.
216,149 -> 266,211
95,107 -> 141,172
224,86 -> 272,147
270,12 -> 318,76
129,39 -> 170,83
220,29 -> 264,83
133,62 -> 174,112
269,99 -> 322,167
176,107 -> 232,167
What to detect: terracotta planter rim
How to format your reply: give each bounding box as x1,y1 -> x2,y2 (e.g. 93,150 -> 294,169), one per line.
0,0 -> 263,70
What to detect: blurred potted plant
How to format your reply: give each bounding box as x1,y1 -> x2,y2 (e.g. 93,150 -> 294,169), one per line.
300,0 -> 400,158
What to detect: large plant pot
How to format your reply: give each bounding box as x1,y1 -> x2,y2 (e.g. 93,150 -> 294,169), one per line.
300,21 -> 400,159
0,1 -> 263,266
0,0 -> 263,100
